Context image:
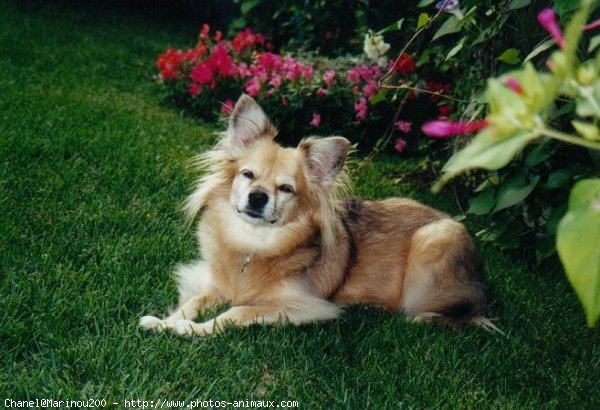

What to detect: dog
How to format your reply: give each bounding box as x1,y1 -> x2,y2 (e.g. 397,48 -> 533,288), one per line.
140,94 -> 497,337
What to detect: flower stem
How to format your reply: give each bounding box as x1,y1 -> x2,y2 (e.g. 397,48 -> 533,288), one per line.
538,126 -> 600,150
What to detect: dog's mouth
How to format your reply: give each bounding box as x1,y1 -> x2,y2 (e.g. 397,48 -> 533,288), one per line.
237,208 -> 278,225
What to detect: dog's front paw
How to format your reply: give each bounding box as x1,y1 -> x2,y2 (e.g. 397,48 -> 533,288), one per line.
171,319 -> 213,337
139,315 -> 166,332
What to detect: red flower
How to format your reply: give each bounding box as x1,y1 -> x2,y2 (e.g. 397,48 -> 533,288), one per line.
438,104 -> 452,117
393,53 -> 416,74
421,119 -> 488,138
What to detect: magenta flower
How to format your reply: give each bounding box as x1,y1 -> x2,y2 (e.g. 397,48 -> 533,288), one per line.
395,138 -> 407,153
310,112 -> 321,127
268,74 -> 282,89
395,120 -> 412,134
221,99 -> 234,115
537,8 -> 564,49
421,119 -> 488,138
190,62 -> 214,86
244,78 -> 261,97
354,98 -> 368,121
347,67 -> 361,83
584,19 -> 600,31
323,69 -> 336,88
362,80 -> 379,100
316,88 -> 329,96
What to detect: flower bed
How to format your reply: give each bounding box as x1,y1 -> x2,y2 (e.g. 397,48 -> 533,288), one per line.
155,24 -> 449,151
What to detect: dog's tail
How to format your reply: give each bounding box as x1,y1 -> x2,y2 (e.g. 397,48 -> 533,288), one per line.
407,287 -> 504,334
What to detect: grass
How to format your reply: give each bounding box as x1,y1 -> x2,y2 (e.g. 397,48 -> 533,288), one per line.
1,2 -> 599,408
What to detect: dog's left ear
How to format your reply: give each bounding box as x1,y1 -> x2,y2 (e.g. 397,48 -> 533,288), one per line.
300,137 -> 350,187
223,94 -> 276,155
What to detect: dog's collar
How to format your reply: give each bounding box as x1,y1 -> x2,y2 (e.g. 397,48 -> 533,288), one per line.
241,254 -> 251,274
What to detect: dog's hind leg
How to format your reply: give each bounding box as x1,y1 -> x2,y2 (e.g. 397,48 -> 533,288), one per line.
401,219 -> 486,326
140,260 -> 222,332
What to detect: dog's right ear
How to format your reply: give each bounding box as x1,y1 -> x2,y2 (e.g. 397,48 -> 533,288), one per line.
223,94 -> 276,155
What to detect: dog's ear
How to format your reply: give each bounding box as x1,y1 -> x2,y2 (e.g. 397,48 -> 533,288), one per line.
223,94 -> 276,155
300,137 -> 350,187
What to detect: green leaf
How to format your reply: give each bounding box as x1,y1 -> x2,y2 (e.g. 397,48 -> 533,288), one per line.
508,0 -> 532,10
468,188 -> 496,215
445,37 -> 465,61
524,39 -> 556,63
492,171 -> 540,213
557,178 -> 600,326
417,0 -> 437,6
377,18 -> 405,35
497,48 -> 521,65
588,35 -> 600,53
369,91 -> 387,106
525,142 -> 552,167
544,169 -> 573,189
552,0 -> 582,17
240,0 -> 260,14
433,130 -> 539,192
417,13 -> 431,29
432,16 -> 461,42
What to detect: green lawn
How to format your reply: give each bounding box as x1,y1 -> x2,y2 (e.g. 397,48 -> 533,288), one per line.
1,2 -> 599,408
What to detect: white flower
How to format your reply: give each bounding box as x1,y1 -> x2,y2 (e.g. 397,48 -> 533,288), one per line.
363,31 -> 390,66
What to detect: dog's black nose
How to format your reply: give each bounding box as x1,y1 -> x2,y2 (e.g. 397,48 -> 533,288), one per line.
248,190 -> 269,210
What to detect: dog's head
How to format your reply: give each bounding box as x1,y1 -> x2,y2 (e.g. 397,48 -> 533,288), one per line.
225,94 -> 350,226
186,94 -> 350,231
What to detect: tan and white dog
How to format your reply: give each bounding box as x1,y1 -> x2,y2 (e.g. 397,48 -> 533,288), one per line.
140,94 -> 495,336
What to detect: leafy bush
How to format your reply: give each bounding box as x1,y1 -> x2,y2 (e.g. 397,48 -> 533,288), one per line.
423,0 -> 600,326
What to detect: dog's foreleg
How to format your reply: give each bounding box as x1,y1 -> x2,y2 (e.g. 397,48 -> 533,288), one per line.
139,289 -> 220,332
171,298 -> 340,337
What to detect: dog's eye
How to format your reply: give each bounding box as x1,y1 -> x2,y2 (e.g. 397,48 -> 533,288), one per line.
241,170 -> 254,179
278,184 -> 294,194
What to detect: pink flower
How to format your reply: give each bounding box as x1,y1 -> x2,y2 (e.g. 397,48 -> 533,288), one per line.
221,99 -> 234,115
310,112 -> 321,127
537,8 -> 564,49
237,62 -> 251,78
421,119 -> 488,138
347,68 -> 361,83
584,19 -> 600,31
395,120 -> 412,134
316,88 -> 329,96
362,80 -> 379,100
395,138 -> 407,153
302,65 -> 314,82
354,98 -> 368,121
281,95 -> 289,107
268,74 -> 282,89
323,69 -> 336,88
244,78 -> 261,97
504,76 -> 523,94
